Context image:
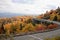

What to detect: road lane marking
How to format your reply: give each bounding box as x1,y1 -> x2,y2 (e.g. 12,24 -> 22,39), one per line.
28,35 -> 43,40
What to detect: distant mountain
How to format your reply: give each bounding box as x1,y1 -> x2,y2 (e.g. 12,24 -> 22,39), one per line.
0,13 -> 27,18
0,12 -> 38,18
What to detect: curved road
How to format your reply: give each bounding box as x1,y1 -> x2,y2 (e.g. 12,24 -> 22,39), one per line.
12,29 -> 60,40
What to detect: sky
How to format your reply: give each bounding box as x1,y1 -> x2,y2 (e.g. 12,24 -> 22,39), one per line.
0,0 -> 60,15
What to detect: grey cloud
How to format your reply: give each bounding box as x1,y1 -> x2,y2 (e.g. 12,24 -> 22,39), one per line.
47,5 -> 57,9
42,5 -> 57,10
12,0 -> 34,4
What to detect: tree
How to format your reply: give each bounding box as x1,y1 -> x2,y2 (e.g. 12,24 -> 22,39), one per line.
4,23 -> 11,35
56,7 -> 60,15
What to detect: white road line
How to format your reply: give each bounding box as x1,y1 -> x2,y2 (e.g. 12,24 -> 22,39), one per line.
28,35 -> 43,40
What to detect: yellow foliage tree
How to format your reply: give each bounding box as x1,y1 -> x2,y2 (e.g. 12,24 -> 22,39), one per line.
22,23 -> 36,33
4,23 -> 11,35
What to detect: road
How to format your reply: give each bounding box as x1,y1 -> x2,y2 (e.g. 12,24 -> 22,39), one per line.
11,29 -> 60,40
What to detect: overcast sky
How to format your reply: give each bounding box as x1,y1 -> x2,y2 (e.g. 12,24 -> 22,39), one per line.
0,0 -> 60,15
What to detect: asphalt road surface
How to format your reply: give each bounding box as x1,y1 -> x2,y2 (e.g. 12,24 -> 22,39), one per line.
8,29 -> 60,40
